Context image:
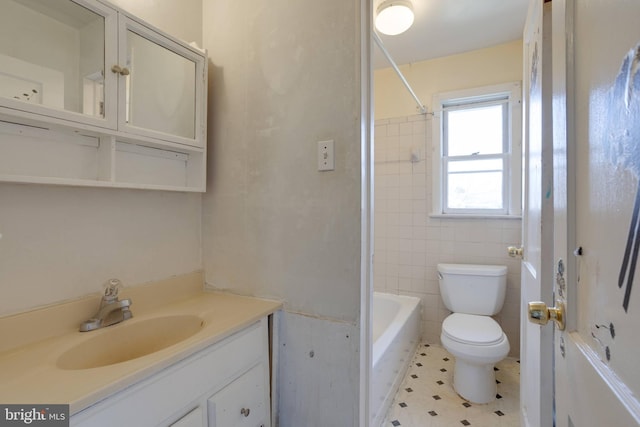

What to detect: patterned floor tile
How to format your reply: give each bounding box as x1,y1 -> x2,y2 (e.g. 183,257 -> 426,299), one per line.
382,343 -> 521,427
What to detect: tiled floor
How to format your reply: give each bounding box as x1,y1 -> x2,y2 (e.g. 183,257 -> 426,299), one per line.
382,343 -> 521,427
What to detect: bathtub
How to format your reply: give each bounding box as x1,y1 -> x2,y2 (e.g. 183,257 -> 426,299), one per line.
371,292 -> 421,426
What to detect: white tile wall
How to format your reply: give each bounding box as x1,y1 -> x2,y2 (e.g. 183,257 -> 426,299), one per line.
374,114 -> 522,356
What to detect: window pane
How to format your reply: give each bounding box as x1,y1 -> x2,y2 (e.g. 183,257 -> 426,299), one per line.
447,171 -> 503,210
446,104 -> 504,156
448,158 -> 503,173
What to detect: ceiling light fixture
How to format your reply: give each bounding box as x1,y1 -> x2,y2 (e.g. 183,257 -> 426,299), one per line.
375,0 -> 415,36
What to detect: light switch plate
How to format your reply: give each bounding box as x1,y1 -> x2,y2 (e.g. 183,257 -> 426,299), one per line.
317,140 -> 334,171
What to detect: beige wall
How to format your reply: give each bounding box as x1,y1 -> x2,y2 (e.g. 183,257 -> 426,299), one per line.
373,41 -> 524,356
0,0 -> 204,316
0,185 -> 202,316
201,0 -> 365,423
202,0 -> 363,322
375,40 -> 523,119
110,0 -> 203,46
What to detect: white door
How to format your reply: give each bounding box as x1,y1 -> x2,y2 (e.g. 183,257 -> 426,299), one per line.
548,0 -> 640,425
519,1 -> 554,426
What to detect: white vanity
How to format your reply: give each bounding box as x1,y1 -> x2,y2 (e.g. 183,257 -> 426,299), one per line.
0,272 -> 281,427
0,0 -> 207,191
72,318 -> 272,427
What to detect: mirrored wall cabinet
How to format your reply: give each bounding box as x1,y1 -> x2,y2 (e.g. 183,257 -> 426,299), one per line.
0,0 -> 207,192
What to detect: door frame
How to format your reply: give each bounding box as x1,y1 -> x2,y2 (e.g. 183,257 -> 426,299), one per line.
360,0 -> 374,425
520,1 -> 554,426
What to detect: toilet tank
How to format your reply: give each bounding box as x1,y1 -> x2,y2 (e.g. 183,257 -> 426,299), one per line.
437,263 -> 508,315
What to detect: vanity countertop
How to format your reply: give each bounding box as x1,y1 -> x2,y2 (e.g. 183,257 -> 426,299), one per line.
0,272 -> 281,414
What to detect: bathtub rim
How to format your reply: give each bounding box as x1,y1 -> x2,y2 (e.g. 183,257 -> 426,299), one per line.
372,291 -> 421,369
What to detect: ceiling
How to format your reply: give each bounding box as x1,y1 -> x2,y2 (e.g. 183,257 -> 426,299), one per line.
373,0 -> 529,69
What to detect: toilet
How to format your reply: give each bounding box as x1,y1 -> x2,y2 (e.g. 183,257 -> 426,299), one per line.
437,263 -> 510,404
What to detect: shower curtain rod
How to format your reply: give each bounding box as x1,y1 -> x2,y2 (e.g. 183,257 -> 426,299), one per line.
373,32 -> 427,115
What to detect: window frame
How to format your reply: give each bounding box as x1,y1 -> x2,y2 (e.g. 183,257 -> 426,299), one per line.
431,82 -> 522,218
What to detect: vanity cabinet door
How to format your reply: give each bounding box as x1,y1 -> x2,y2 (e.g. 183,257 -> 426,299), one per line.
207,363 -> 269,427
0,0 -> 118,129
170,407 -> 204,427
116,17 -> 205,148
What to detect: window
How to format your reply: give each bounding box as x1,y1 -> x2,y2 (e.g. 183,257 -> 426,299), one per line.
432,82 -> 522,217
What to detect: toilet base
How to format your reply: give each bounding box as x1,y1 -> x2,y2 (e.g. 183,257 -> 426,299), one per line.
452,358 -> 497,404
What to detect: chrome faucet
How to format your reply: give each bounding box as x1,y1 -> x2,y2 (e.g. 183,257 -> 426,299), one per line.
80,279 -> 133,332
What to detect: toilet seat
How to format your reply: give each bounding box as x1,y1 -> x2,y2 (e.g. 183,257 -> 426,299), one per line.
442,313 -> 504,346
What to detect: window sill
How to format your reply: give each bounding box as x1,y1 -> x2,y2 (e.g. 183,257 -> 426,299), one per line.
429,213 -> 522,220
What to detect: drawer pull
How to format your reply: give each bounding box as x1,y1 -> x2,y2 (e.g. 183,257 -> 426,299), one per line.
240,407 -> 250,417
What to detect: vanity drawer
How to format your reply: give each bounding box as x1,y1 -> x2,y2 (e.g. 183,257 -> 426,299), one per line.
208,363 -> 268,427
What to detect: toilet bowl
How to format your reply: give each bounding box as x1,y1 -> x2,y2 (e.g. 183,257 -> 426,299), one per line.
437,263 -> 510,404
441,313 -> 510,403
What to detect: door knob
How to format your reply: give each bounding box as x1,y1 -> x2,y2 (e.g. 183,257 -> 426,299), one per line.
528,300 -> 565,330
508,246 -> 524,258
111,65 -> 130,76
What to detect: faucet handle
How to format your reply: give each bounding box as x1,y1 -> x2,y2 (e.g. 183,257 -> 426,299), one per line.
103,279 -> 122,298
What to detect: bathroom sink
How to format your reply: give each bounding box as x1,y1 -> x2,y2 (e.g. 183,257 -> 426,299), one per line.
57,315 -> 205,370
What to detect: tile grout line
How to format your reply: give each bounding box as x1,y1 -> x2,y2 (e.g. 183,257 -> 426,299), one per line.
382,342 -> 521,427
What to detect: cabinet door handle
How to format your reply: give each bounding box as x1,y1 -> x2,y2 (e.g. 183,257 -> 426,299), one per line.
111,65 -> 130,76
240,407 -> 250,417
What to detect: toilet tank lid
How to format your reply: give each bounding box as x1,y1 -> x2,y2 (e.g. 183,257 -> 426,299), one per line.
437,263 -> 507,276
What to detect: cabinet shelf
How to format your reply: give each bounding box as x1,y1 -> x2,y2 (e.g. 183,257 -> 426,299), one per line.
0,120 -> 205,192
0,174 -> 204,192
